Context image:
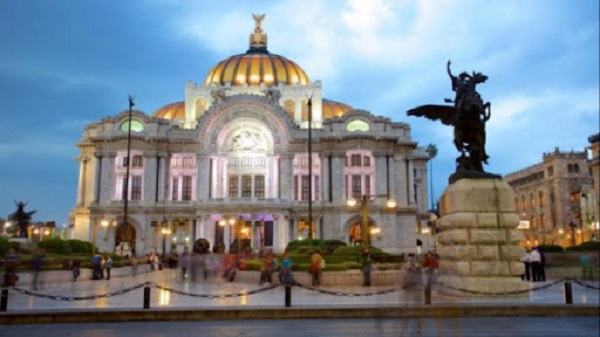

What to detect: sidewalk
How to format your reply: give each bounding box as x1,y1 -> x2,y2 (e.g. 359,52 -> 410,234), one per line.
1,269 -> 598,324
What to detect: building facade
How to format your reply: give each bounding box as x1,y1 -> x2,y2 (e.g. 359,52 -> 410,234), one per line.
504,147 -> 595,248
588,133 -> 600,239
69,16 -> 430,256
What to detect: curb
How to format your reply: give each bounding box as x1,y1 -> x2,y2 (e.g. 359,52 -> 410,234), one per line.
1,304 -> 598,324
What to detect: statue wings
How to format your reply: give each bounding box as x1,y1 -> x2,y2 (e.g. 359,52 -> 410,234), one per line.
406,104 -> 456,126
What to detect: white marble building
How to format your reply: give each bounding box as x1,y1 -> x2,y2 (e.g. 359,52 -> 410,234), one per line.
69,15 -> 431,256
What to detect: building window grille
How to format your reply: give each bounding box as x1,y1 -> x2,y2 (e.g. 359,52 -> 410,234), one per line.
131,175 -> 142,200
352,175 -> 361,196
182,176 -> 192,201
301,175 -> 310,201
363,156 -> 371,167
351,154 -> 361,167
172,177 -> 179,201
255,175 -> 265,199
242,175 -> 252,198
229,176 -> 238,199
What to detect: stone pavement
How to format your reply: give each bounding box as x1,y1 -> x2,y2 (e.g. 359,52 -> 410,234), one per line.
0,269 -> 598,324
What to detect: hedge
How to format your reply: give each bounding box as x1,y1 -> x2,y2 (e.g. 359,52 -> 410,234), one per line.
38,238 -> 70,255
67,239 -> 95,254
566,241 -> 600,252
537,244 -> 564,253
0,237 -> 9,256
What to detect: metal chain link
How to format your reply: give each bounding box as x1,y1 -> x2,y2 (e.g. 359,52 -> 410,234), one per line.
10,282 -> 152,301
294,283 -> 401,297
572,279 -> 600,290
436,279 -> 565,296
148,282 -> 279,299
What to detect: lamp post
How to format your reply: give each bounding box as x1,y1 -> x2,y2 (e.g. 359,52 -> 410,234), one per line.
347,194 -> 397,248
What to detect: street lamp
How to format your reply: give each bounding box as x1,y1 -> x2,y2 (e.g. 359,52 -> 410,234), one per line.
347,194 -> 397,248
3,221 -> 11,237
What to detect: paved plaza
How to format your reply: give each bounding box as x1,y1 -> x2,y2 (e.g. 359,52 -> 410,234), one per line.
1,268 -> 598,312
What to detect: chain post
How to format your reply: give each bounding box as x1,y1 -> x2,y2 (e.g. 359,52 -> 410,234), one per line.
564,281 -> 573,304
285,284 -> 292,307
143,285 -> 151,309
1,288 -> 8,311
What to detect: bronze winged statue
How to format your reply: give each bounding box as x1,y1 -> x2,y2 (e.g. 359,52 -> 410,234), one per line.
407,60 -> 494,179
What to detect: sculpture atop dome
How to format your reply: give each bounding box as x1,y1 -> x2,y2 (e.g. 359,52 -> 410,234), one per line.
249,13 -> 268,52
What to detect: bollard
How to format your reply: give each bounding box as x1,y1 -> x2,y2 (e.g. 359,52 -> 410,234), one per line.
1,288 -> 8,311
285,284 -> 292,307
564,281 -> 573,304
143,286 -> 151,309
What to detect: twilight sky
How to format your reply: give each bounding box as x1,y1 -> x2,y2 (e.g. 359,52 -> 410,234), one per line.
0,0 -> 598,226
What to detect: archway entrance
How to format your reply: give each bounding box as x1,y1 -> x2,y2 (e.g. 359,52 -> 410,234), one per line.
116,223 -> 136,251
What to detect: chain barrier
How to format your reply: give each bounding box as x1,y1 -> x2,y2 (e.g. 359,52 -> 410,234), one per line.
293,283 -> 403,297
572,279 -> 600,290
10,282 -> 152,301
148,282 -> 279,299
436,279 -> 565,296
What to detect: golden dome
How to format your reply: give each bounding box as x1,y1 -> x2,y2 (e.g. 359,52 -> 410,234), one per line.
322,99 -> 354,119
203,14 -> 310,87
152,101 -> 185,122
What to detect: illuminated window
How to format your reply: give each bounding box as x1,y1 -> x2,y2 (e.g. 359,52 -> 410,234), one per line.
530,193 -> 535,207
346,119 -> 369,132
120,120 -> 144,132
538,191 -> 544,207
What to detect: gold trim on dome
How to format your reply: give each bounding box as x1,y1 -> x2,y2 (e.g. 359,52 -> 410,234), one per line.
152,101 -> 185,121
322,99 -> 354,119
250,13 -> 267,50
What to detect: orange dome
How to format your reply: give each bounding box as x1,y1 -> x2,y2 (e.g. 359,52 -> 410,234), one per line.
152,101 -> 185,122
204,52 -> 309,87
322,99 -> 354,119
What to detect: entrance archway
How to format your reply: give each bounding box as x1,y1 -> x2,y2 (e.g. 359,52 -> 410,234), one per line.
116,223 -> 136,250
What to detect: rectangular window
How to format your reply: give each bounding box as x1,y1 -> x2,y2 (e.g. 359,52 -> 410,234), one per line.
255,175 -> 265,199
314,176 -> 320,201
363,156 -> 371,167
294,175 -> 299,201
172,177 -> 179,201
352,175 -> 361,196
548,166 -> 554,176
242,175 -> 252,198
182,176 -> 192,201
365,174 -> 370,196
351,154 -> 361,167
301,175 -> 310,201
229,176 -> 239,199
132,155 -> 144,168
131,176 -> 142,200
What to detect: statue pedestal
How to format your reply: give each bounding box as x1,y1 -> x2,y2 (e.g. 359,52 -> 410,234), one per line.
436,178 -> 528,296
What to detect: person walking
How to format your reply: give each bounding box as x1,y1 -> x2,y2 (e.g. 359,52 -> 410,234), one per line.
31,249 -> 44,290
530,247 -> 542,282
361,247 -> 372,287
259,252 -> 277,285
310,251 -> 323,286
520,250 -> 531,281
180,247 -> 190,281
92,253 -> 102,280
422,250 -> 440,285
278,253 -> 295,285
72,259 -> 81,281
104,256 -> 113,280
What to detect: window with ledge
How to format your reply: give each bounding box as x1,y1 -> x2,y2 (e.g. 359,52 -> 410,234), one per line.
131,176 -> 142,200
171,177 -> 179,201
182,176 -> 192,201
229,176 -> 239,199
363,156 -> 371,167
351,154 -> 361,167
352,175 -> 361,196
301,175 -> 310,201
254,175 -> 265,199
242,175 -> 252,198
132,155 -> 143,168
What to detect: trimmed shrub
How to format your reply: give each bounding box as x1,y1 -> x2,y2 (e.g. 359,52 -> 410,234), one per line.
537,244 -> 564,253
38,238 -> 70,255
566,241 -> 600,252
67,239 -> 94,254
0,237 -> 9,256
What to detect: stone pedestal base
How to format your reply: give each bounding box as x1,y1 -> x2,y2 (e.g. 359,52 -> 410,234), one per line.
436,178 -> 529,297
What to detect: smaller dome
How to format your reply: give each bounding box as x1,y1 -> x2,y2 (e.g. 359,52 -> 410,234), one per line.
152,101 -> 185,122
322,99 -> 354,119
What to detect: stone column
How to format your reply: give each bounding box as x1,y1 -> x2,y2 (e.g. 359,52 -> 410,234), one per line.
331,154 -> 345,204
197,154 -> 209,200
436,178 -> 528,296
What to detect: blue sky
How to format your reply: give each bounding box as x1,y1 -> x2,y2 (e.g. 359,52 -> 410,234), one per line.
0,0 -> 598,226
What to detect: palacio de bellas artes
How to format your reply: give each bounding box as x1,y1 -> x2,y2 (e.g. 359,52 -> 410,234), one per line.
69,15 -> 432,257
